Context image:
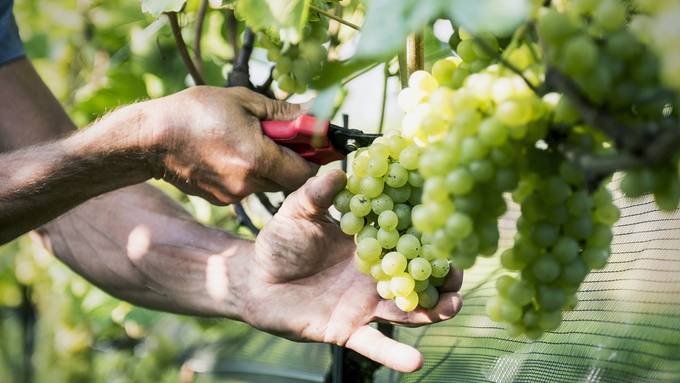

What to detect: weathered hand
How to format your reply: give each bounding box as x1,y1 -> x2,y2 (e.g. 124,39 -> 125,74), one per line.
149,86 -> 317,205
238,170 -> 464,372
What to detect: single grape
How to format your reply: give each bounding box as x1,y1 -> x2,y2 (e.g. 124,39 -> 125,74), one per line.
354,255 -> 371,274
391,273 -> 416,297
560,257 -> 588,286
352,153 -> 370,177
397,234 -> 421,259
409,70 -> 438,92
469,159 -> 495,182
359,177 -> 384,198
414,279 -> 430,293
370,262 -> 389,281
346,175 -> 361,194
408,171 -> 425,188
376,280 -> 395,299
383,184 -> 411,203
587,224 -> 613,248
532,222 -> 559,247
357,237 -> 382,262
350,194 -> 372,217
356,225 -> 378,242
408,257 -> 432,281
532,256 -> 561,283
386,163 -> 409,188
367,156 -> 389,177
418,284 -> 439,309
498,298 -> 523,322
507,280 -> 535,306
445,168 -> 474,195
381,251 -> 407,276
340,213 -> 364,235
537,285 -> 567,311
395,291 -> 419,312
333,189 -> 353,213
371,194 -> 394,215
431,258 -> 451,278
478,118 -> 508,147
377,228 -> 400,249
399,145 -> 421,170
445,212 -> 474,239
553,237 -> 580,263
369,142 -> 390,159
378,210 -> 399,231
582,247 -> 610,269
538,310 -> 562,331
394,203 -> 412,230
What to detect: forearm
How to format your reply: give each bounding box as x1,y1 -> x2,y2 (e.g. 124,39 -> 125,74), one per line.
37,183 -> 252,318
0,93 -> 161,244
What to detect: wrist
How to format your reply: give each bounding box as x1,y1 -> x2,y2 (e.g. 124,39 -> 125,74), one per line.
220,240 -> 256,322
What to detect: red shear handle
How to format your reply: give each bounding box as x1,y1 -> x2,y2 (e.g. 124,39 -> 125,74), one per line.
261,114 -> 345,165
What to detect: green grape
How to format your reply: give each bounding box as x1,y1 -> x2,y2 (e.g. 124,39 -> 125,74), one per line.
423,176 -> 449,203
357,238 -> 382,262
422,244 -> 446,261
394,203 -> 412,230
386,134 -> 408,159
567,190 -> 593,216
495,167 -> 519,191
451,253 -> 476,269
350,194 -> 372,217
485,297 -> 504,322
594,0 -> 627,31
507,280 -> 535,306
378,211 -> 399,231
368,260 -> 387,280
371,194 -> 394,215
354,255 -> 371,274
496,275 -> 516,295
563,35 -> 598,75
367,156 -> 389,177
537,9 -> 576,45
552,237 -> 580,263
496,100 -> 530,127
458,233 -> 480,255
384,184 -> 411,203
582,247 -> 610,269
360,176 -> 384,198
522,308 -> 540,328
456,39 -> 477,63
537,285 -> 567,311
414,279 -> 430,293
408,171 -> 425,188
356,225 -> 378,242
352,152 -> 370,177
408,70 -> 438,92
418,285 -> 439,309
594,204 -> 620,225
498,298 -> 523,322
454,194 -> 482,215
340,213 -> 364,235
532,256 -> 561,283
397,234 -> 421,259
369,142 -> 391,159
543,177 -> 572,204
445,212 -> 473,239
408,257 -> 432,281
538,310 -> 562,331
461,137 -> 488,163
381,251 -> 407,276
532,222 -> 559,247
391,273 -> 416,297
478,118 -> 508,147
395,291 -> 419,312
432,57 -> 460,87
501,248 -> 526,270
560,257 -> 588,286
386,163 -> 409,188
376,226 -> 400,249
333,190 -> 353,213
408,187 -> 423,206
346,174 -> 361,194
399,145 -> 421,170
469,160 -> 495,182
419,149 -> 455,178
445,168 -> 475,195
431,258 -> 451,278
565,215 -> 594,240
376,280 -> 395,299
587,224 -> 613,248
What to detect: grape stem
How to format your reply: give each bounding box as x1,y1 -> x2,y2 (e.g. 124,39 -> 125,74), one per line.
406,32 -> 424,75
309,5 -> 360,30
167,12 -> 206,86
193,0 -> 209,77
378,63 -> 390,133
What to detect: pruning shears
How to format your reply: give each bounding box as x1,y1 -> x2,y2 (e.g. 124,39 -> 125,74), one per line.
261,114 -> 381,165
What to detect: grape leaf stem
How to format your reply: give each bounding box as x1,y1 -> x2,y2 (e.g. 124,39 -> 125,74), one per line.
167,12 -> 206,85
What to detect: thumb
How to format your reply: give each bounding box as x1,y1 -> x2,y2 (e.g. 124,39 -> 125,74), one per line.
345,325 -> 424,373
237,88 -> 302,120
279,169 -> 347,218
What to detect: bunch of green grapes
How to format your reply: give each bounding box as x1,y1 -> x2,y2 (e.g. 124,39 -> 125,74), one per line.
537,1 -> 680,211
488,151 -> 619,339
333,133 -> 451,312
259,15 -> 329,94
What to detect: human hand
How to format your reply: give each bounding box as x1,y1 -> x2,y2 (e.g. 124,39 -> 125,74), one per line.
235,170 -> 464,372
147,86 -> 318,205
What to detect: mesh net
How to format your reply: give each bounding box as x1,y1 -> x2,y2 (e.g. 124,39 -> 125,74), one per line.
375,180 -> 680,383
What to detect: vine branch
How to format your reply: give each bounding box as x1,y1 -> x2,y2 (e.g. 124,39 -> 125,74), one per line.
193,0 -> 209,76
406,32 -> 424,75
309,5 -> 359,30
167,12 -> 205,85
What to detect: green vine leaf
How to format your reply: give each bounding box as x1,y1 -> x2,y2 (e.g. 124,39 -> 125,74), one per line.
446,0 -> 531,36
235,0 -> 311,44
141,0 -> 187,17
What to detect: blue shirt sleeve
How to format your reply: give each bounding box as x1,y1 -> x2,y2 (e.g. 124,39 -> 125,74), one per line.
0,0 -> 25,66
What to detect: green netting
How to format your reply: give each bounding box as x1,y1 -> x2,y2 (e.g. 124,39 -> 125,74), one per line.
375,185 -> 680,383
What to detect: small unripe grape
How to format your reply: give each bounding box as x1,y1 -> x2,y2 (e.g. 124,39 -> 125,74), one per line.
381,251 -> 407,276
408,257 -> 432,281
